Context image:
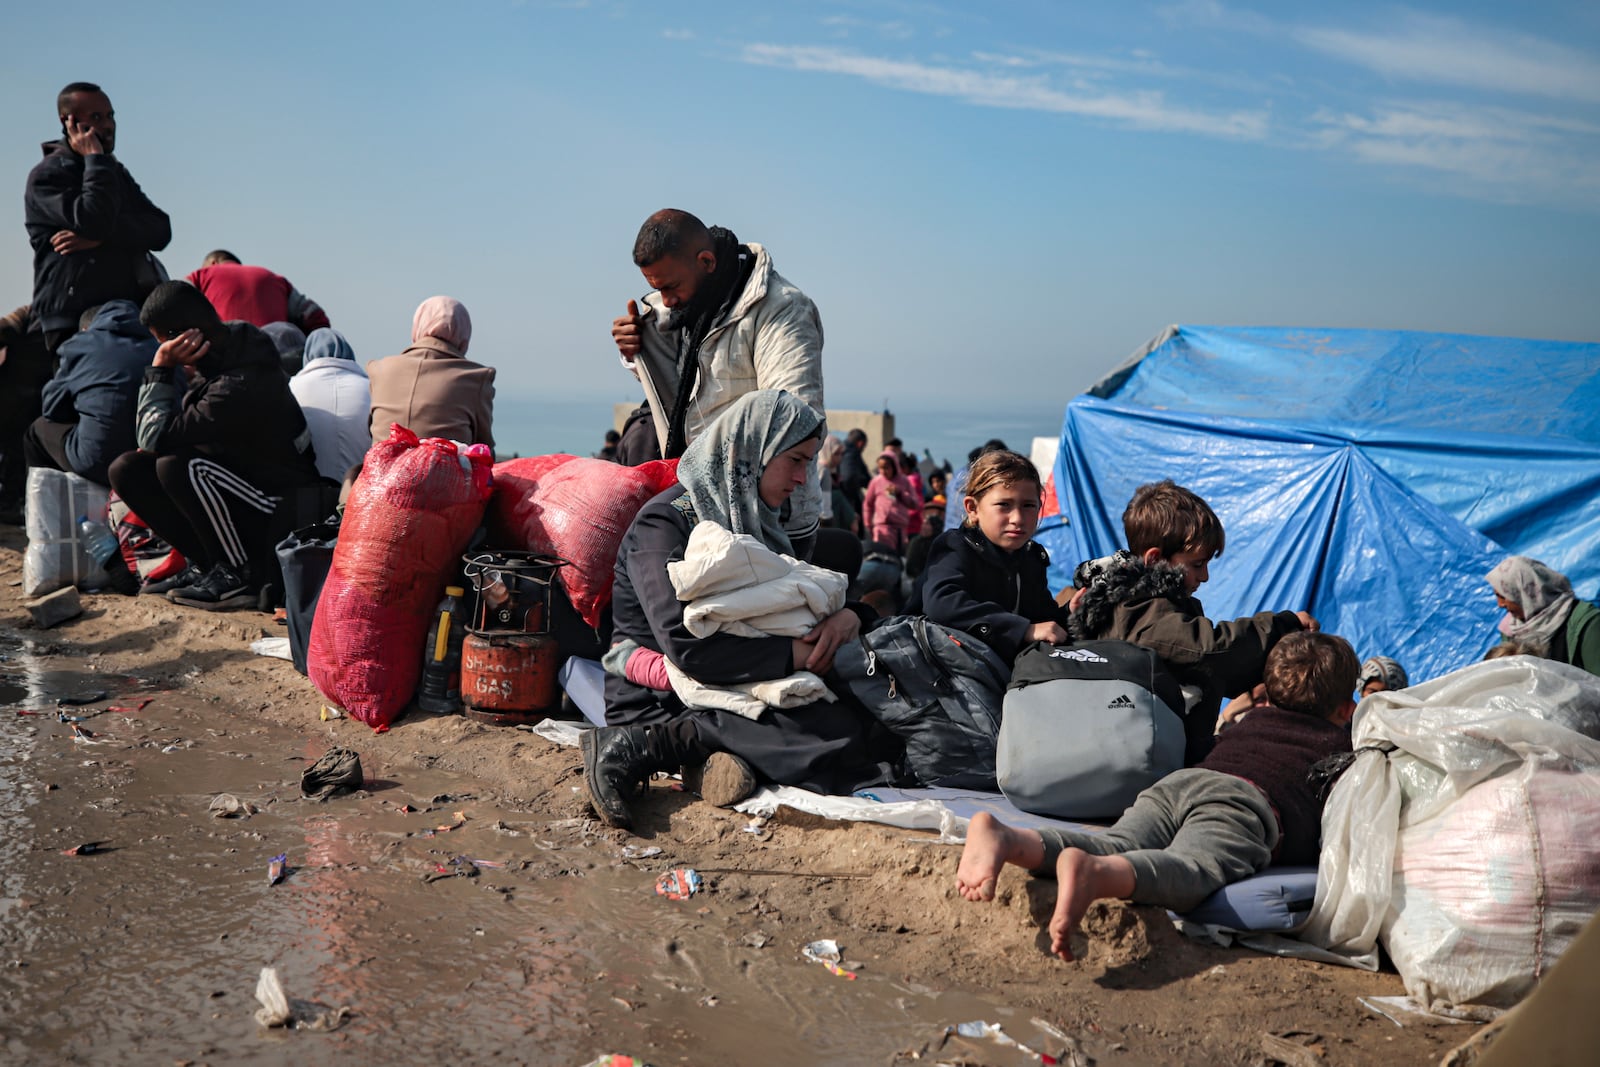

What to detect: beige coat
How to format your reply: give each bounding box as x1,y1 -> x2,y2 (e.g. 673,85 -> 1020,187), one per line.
367,339 -> 495,449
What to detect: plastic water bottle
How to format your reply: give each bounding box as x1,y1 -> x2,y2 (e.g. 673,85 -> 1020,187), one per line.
78,515 -> 120,569
78,515 -> 139,595
417,586 -> 466,714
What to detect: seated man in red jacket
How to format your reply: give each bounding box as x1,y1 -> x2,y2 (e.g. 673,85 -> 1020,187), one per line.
109,282 -> 322,609
185,250 -> 329,341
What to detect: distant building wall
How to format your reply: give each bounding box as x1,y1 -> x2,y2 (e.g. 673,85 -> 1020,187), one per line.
613,403 -> 895,458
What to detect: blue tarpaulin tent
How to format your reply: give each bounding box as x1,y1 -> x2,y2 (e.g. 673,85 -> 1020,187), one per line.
1039,325 -> 1600,686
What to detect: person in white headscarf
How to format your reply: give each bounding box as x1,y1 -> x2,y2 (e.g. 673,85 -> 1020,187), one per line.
1487,556 -> 1600,676
582,390 -> 893,832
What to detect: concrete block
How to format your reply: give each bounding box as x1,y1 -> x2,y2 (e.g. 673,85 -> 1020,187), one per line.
27,586 -> 83,629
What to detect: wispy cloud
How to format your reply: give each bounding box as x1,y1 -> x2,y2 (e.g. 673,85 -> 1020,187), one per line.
1294,12 -> 1600,103
1310,99 -> 1600,204
739,43 -> 1269,140
661,28 -> 694,41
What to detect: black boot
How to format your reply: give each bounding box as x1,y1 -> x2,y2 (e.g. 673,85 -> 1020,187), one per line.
582,723 -> 700,830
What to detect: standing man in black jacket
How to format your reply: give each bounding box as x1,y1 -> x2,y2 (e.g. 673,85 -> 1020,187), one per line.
2,82 -> 171,521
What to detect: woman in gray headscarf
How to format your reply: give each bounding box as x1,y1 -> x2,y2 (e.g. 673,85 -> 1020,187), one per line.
1487,556 -> 1600,676
583,390 -> 892,831
1356,656 -> 1408,697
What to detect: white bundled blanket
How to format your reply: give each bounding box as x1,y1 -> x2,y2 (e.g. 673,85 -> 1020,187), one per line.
664,522 -> 846,720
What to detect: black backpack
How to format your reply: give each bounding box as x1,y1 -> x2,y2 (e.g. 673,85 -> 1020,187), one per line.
830,616 -> 1010,789
997,640 -> 1186,818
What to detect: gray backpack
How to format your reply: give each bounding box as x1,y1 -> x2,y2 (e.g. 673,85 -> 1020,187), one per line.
997,640 -> 1186,818
831,616 -> 1010,789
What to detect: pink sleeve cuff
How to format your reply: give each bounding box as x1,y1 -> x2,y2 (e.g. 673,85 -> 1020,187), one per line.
625,646 -> 671,691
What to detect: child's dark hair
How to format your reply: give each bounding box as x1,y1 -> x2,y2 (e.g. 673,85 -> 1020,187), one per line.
961,450 -> 1041,526
140,280 -> 220,336
1122,479 -> 1224,559
1263,632 -> 1359,719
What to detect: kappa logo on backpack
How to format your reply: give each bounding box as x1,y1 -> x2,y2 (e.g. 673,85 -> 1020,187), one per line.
997,639 -> 1187,819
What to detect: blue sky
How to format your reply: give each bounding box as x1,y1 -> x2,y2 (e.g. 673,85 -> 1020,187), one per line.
3,1 -> 1597,455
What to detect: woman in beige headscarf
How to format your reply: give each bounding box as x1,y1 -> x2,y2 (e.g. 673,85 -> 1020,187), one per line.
366,296 -> 496,448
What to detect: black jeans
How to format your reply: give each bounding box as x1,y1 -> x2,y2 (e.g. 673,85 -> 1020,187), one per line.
22,418 -> 75,475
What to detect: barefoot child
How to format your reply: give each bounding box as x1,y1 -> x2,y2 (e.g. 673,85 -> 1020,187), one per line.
905,449 -> 1072,663
955,631 -> 1356,961
1066,479 -> 1317,763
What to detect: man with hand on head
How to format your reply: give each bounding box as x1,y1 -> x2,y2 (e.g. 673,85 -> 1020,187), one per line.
610,209 -> 825,555
4,82 -> 169,518
108,282 -> 320,610
25,82 -> 170,356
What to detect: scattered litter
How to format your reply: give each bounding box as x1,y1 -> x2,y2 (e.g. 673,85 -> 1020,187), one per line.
56,690 -> 108,707
249,637 -> 293,661
941,1020 -> 1058,1063
253,966 -> 351,1031
300,747 -> 364,801
60,841 -> 107,856
800,939 -> 857,980
209,794 -> 257,818
160,743 -> 180,754
268,854 -> 288,885
545,817 -> 591,832
530,718 -> 586,747
56,712 -> 88,723
1358,995 -> 1499,1027
72,724 -> 108,745
741,820 -> 767,836
622,846 -> 662,860
578,1057 -> 656,1067
1258,1031 -> 1328,1067
740,932 -> 771,949
654,869 -> 703,901
15,709 -> 42,716
319,704 -> 344,721
698,994 -> 719,1008
395,804 -> 417,814
422,812 -> 467,837
459,856 -> 505,870
254,967 -> 291,1027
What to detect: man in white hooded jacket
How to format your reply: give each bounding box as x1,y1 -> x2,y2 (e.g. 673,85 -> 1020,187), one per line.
610,208 -> 824,555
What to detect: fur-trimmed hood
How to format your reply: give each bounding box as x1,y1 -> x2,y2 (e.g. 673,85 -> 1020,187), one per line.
1069,550 -> 1191,640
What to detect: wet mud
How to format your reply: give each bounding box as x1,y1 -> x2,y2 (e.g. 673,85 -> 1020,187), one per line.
0,526 -> 1469,1066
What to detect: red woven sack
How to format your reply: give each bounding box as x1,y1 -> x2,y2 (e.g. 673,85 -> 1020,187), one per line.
488,455 -> 679,628
308,426 -> 494,728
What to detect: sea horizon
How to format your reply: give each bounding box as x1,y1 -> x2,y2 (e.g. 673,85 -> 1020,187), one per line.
490,390 -> 1068,472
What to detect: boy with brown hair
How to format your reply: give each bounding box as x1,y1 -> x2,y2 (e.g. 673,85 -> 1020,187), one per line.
956,630 -> 1358,960
1065,479 -> 1316,762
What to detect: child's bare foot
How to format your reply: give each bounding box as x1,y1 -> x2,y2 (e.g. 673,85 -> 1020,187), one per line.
955,812 -> 1043,902
1047,849 -> 1136,961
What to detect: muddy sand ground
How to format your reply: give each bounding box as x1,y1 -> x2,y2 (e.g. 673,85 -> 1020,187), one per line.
0,528 -> 1478,1066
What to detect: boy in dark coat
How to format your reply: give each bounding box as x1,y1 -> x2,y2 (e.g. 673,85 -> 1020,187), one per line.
1065,480 -> 1314,763
24,300 -> 163,487
956,630 -> 1357,961
108,282 -> 320,609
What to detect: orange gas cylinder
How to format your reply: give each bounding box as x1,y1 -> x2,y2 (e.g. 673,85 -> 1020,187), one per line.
460,630 -> 559,726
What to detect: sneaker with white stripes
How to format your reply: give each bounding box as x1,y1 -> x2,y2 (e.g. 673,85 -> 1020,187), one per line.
168,562 -> 252,605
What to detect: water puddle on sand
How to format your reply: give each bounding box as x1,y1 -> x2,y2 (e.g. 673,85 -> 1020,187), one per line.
0,664 -> 1078,1066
